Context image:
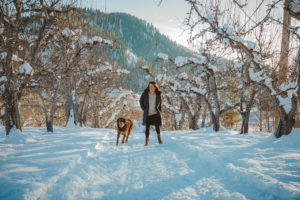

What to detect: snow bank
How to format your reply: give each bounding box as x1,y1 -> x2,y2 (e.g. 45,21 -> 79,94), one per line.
0,126 -> 299,200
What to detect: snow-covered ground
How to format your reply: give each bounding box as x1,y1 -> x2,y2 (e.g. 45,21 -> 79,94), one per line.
0,124 -> 300,200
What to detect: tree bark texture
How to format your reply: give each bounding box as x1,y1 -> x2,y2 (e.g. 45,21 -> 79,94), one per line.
274,95 -> 297,138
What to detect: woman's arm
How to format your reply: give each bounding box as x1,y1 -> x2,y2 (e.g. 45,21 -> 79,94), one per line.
158,93 -> 162,112
139,93 -> 146,110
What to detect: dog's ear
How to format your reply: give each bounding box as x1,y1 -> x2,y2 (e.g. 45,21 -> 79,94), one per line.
117,118 -> 121,128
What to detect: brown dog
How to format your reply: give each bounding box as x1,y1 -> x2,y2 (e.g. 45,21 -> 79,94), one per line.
116,118 -> 133,145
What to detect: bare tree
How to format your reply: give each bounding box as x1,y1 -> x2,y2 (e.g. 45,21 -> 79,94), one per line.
185,0 -> 298,137
0,0 -> 75,135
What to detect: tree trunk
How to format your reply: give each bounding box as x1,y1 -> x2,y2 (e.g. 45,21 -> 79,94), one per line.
259,104 -> 263,132
13,100 -> 22,132
201,106 -> 207,128
164,96 -> 178,130
172,113 -> 178,130
73,102 -> 79,126
212,113 -> 219,132
290,45 -> 300,82
180,97 -> 191,129
92,108 -> 99,128
241,90 -> 256,134
179,96 -> 201,130
208,75 -> 220,132
65,94 -> 73,125
275,117 -> 295,138
190,115 -> 199,130
4,90 -> 22,135
46,104 -> 57,132
290,45 -> 300,106
297,48 -> 300,99
78,92 -> 89,127
189,103 -> 201,130
46,120 -> 53,132
274,95 -> 297,138
202,95 -> 219,131
4,106 -> 14,135
79,113 -> 87,127
37,90 -> 57,132
275,0 -> 291,128
267,112 -> 270,132
190,97 -> 202,130
243,112 -> 250,133
3,54 -> 22,135
178,99 -> 186,129
179,111 -> 186,130
278,0 -> 291,81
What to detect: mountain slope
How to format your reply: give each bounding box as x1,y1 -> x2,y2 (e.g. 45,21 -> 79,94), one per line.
81,9 -> 238,94
90,11 -> 193,62
80,9 -> 194,91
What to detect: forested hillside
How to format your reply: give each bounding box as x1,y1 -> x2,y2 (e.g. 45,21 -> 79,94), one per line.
81,9 -> 194,92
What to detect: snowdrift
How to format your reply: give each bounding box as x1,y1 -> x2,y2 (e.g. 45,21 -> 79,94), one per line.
0,125 -> 299,200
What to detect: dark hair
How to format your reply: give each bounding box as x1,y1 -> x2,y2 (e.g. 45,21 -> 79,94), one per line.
146,81 -> 160,92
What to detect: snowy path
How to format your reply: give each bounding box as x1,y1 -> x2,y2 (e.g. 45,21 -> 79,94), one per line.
0,126 -> 300,200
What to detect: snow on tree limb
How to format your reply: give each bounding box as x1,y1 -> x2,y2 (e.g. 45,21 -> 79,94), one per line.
178,72 -> 189,80
289,0 -> 300,19
19,63 -> 33,75
290,45 -> 300,82
62,27 -> 114,47
162,102 -> 176,112
157,52 -> 169,61
116,69 -> 130,74
191,87 -> 207,96
174,56 -> 189,67
187,0 -> 299,101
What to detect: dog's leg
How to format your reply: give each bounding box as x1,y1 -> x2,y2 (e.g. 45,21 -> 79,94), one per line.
125,135 -> 128,144
122,134 -> 125,144
116,131 -> 120,146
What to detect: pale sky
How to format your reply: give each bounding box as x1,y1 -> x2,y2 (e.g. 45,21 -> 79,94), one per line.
78,0 -> 293,52
78,0 -> 191,48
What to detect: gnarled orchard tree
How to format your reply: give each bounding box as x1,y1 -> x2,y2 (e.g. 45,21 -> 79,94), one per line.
185,0 -> 298,137
0,0 -> 75,135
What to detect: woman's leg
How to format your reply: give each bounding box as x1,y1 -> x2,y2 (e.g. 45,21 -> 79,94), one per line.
145,124 -> 150,138
155,125 -> 162,144
145,121 -> 150,146
155,125 -> 160,135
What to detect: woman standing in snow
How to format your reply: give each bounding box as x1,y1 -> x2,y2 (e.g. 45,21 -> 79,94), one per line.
139,81 -> 162,146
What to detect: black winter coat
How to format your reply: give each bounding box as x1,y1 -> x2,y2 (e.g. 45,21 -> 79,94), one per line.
139,90 -> 162,126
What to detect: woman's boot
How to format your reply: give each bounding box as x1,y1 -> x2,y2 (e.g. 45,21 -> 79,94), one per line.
157,134 -> 162,144
145,138 -> 150,146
